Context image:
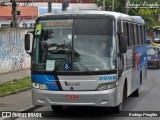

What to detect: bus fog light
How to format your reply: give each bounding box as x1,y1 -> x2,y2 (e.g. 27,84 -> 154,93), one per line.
97,81 -> 118,91
32,83 -> 48,90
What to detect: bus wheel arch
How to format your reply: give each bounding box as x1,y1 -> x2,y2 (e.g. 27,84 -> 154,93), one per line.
123,78 -> 128,101
112,77 -> 127,113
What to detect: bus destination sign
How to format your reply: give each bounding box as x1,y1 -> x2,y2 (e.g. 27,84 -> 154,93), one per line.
46,22 -> 72,27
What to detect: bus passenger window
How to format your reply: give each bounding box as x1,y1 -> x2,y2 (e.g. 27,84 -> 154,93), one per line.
138,25 -> 142,45
129,23 -> 134,46
123,22 -> 130,47
134,24 -> 138,46
141,26 -> 145,45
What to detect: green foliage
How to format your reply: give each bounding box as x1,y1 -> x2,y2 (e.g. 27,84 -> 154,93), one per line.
0,77 -> 31,95
96,0 -> 160,29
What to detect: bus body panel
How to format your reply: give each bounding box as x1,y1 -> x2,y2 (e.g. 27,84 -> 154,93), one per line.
32,88 -> 118,107
31,74 -> 117,91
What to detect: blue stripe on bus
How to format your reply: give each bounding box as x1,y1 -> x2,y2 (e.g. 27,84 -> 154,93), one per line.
134,46 -> 147,90
135,46 -> 147,68
31,74 -> 58,90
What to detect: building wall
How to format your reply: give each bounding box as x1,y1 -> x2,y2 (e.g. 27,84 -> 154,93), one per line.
0,3 -> 98,27
13,0 -> 94,3
0,28 -> 31,74
0,6 -> 38,18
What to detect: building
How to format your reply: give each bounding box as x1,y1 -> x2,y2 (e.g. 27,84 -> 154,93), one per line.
0,0 -> 98,28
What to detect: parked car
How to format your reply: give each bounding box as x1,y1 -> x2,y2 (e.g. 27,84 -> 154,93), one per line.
147,46 -> 160,69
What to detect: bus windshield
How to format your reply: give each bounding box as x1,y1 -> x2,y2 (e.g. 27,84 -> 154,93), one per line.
152,28 -> 160,43
33,18 -> 116,73
147,47 -> 159,55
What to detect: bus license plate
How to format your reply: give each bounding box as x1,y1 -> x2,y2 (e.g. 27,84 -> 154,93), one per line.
66,95 -> 78,100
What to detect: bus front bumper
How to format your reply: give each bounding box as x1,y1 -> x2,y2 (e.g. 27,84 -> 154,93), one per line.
32,88 -> 118,107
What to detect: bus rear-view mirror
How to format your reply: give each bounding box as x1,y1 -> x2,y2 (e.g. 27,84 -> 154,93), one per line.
24,34 -> 31,53
119,34 -> 127,54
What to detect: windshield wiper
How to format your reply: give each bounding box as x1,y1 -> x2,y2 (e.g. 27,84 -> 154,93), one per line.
75,61 -> 92,74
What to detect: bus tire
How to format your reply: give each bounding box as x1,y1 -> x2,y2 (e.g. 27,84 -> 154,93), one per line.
112,81 -> 127,113
112,103 -> 122,113
131,87 -> 140,97
51,105 -> 63,113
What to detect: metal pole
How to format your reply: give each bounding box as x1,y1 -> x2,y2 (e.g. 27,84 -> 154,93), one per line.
126,0 -> 129,14
103,0 -> 105,11
32,0 -> 33,22
112,0 -> 114,11
48,0 -> 52,13
12,0 -> 17,27
62,0 -> 68,11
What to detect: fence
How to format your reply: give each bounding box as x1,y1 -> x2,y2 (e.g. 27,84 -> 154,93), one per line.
0,28 -> 32,74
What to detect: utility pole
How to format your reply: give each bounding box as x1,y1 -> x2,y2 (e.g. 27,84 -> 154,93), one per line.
48,0 -> 52,13
112,0 -> 114,11
125,0 -> 129,14
12,0 -> 17,27
62,0 -> 69,11
103,0 -> 105,11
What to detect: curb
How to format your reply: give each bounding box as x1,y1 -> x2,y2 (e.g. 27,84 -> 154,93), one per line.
0,87 -> 31,97
19,105 -> 42,112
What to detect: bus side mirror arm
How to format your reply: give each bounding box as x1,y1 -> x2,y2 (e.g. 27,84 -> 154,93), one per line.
24,33 -> 32,55
119,33 -> 127,54
117,19 -> 127,54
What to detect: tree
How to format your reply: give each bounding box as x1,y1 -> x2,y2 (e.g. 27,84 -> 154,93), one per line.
96,0 -> 160,29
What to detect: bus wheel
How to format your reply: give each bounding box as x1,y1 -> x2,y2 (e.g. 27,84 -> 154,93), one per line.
112,83 -> 126,113
131,85 -> 141,97
51,105 -> 63,113
112,103 -> 122,113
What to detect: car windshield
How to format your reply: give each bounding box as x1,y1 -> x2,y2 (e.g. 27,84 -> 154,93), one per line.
32,18 -> 116,73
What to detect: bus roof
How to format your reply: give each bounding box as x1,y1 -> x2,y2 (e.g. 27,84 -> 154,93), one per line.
38,10 -> 145,24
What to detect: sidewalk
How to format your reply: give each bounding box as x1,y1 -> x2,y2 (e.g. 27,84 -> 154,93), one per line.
0,90 -> 32,111
0,69 -> 30,84
0,69 -> 34,112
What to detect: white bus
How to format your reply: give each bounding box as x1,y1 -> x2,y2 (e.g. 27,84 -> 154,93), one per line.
25,11 -> 147,113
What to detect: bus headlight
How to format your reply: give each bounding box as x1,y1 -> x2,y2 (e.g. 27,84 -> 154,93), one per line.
32,83 -> 48,90
96,81 -> 118,91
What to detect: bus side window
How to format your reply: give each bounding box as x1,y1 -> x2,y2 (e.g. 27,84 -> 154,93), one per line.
138,25 -> 142,45
129,23 -> 135,46
142,26 -> 145,44
140,26 -> 144,45
134,24 -> 138,46
123,22 -> 130,47
136,25 -> 140,45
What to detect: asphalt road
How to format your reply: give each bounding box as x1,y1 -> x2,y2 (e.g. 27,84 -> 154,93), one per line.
18,69 -> 160,120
